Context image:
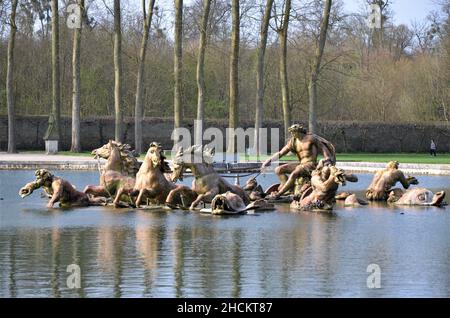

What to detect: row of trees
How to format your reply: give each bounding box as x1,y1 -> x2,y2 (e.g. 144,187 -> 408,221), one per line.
1,0 -> 449,153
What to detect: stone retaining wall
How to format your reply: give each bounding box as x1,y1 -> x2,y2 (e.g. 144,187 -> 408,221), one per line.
1,115 -> 449,153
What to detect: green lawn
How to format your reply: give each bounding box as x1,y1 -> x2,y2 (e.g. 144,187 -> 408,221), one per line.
245,153 -> 450,164
335,153 -> 450,164
21,150 -> 92,157
20,151 -> 450,164
58,151 -> 93,157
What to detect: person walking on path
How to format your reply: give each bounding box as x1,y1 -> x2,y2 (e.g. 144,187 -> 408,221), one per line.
430,139 -> 437,156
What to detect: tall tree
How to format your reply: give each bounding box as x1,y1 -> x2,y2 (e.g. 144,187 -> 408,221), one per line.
51,0 -> 61,143
6,0 -> 18,153
308,0 -> 332,134
195,0 -> 212,146
70,0 -> 85,152
367,0 -> 391,49
276,0 -> 291,141
228,0 -> 240,153
134,0 -> 156,154
174,0 -> 183,131
254,0 -> 274,155
114,0 -> 123,142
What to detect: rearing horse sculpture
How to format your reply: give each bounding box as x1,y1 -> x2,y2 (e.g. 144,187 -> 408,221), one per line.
133,142 -> 197,208
169,145 -> 250,210
83,140 -> 140,201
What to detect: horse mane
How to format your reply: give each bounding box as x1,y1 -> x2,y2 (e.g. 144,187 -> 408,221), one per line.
148,142 -> 171,173
108,141 -> 141,176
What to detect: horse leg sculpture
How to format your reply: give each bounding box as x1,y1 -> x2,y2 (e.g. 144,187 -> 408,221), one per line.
84,185 -> 109,197
113,186 -> 137,207
135,188 -> 160,207
166,185 -> 198,208
190,189 -> 218,210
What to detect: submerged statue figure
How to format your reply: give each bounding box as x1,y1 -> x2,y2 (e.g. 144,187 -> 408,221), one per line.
366,161 -> 418,201
19,169 -> 105,208
260,124 -> 336,198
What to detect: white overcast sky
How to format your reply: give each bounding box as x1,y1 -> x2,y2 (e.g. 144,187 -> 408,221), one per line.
120,0 -> 442,27
170,0 -> 440,24
342,0 -> 440,25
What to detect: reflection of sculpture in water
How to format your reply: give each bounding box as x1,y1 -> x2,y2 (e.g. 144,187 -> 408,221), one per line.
135,223 -> 160,271
366,161 -> 418,201
261,124 -> 336,199
97,226 -> 127,297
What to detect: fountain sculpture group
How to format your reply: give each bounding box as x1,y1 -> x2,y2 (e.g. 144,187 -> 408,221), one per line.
19,124 -> 447,213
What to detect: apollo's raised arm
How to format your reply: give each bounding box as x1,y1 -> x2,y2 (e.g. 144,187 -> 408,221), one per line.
261,143 -> 291,170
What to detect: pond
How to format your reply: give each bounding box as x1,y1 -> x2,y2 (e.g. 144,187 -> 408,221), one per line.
0,170 -> 449,297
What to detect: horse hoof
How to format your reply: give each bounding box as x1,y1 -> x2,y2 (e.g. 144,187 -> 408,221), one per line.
166,203 -> 177,209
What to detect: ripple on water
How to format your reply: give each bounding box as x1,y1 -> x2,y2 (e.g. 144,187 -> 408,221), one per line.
0,171 -> 449,297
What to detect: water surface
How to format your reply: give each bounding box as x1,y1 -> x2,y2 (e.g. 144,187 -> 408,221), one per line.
0,170 -> 449,297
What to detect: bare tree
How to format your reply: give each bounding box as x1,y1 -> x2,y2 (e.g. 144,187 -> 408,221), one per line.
275,0 -> 291,141
195,0 -> 212,146
254,0 -> 274,156
174,0 -> 183,130
51,0 -> 61,143
6,0 -> 18,153
367,0 -> 391,48
228,0 -> 240,153
114,0 -> 123,142
70,0 -> 85,152
134,0 -> 156,153
308,0 -> 332,134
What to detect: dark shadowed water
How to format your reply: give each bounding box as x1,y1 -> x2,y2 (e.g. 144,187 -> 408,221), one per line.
0,170 -> 449,298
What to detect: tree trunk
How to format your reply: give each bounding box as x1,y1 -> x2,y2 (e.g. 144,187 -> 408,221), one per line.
135,0 -> 156,153
228,0 -> 240,153
51,0 -> 61,141
174,0 -> 183,130
114,0 -> 123,143
308,0 -> 332,134
278,0 -> 291,142
6,0 -> 18,153
308,76 -> 317,133
254,0 -> 274,156
370,0 -> 386,49
70,0 -> 84,153
195,0 -> 211,146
